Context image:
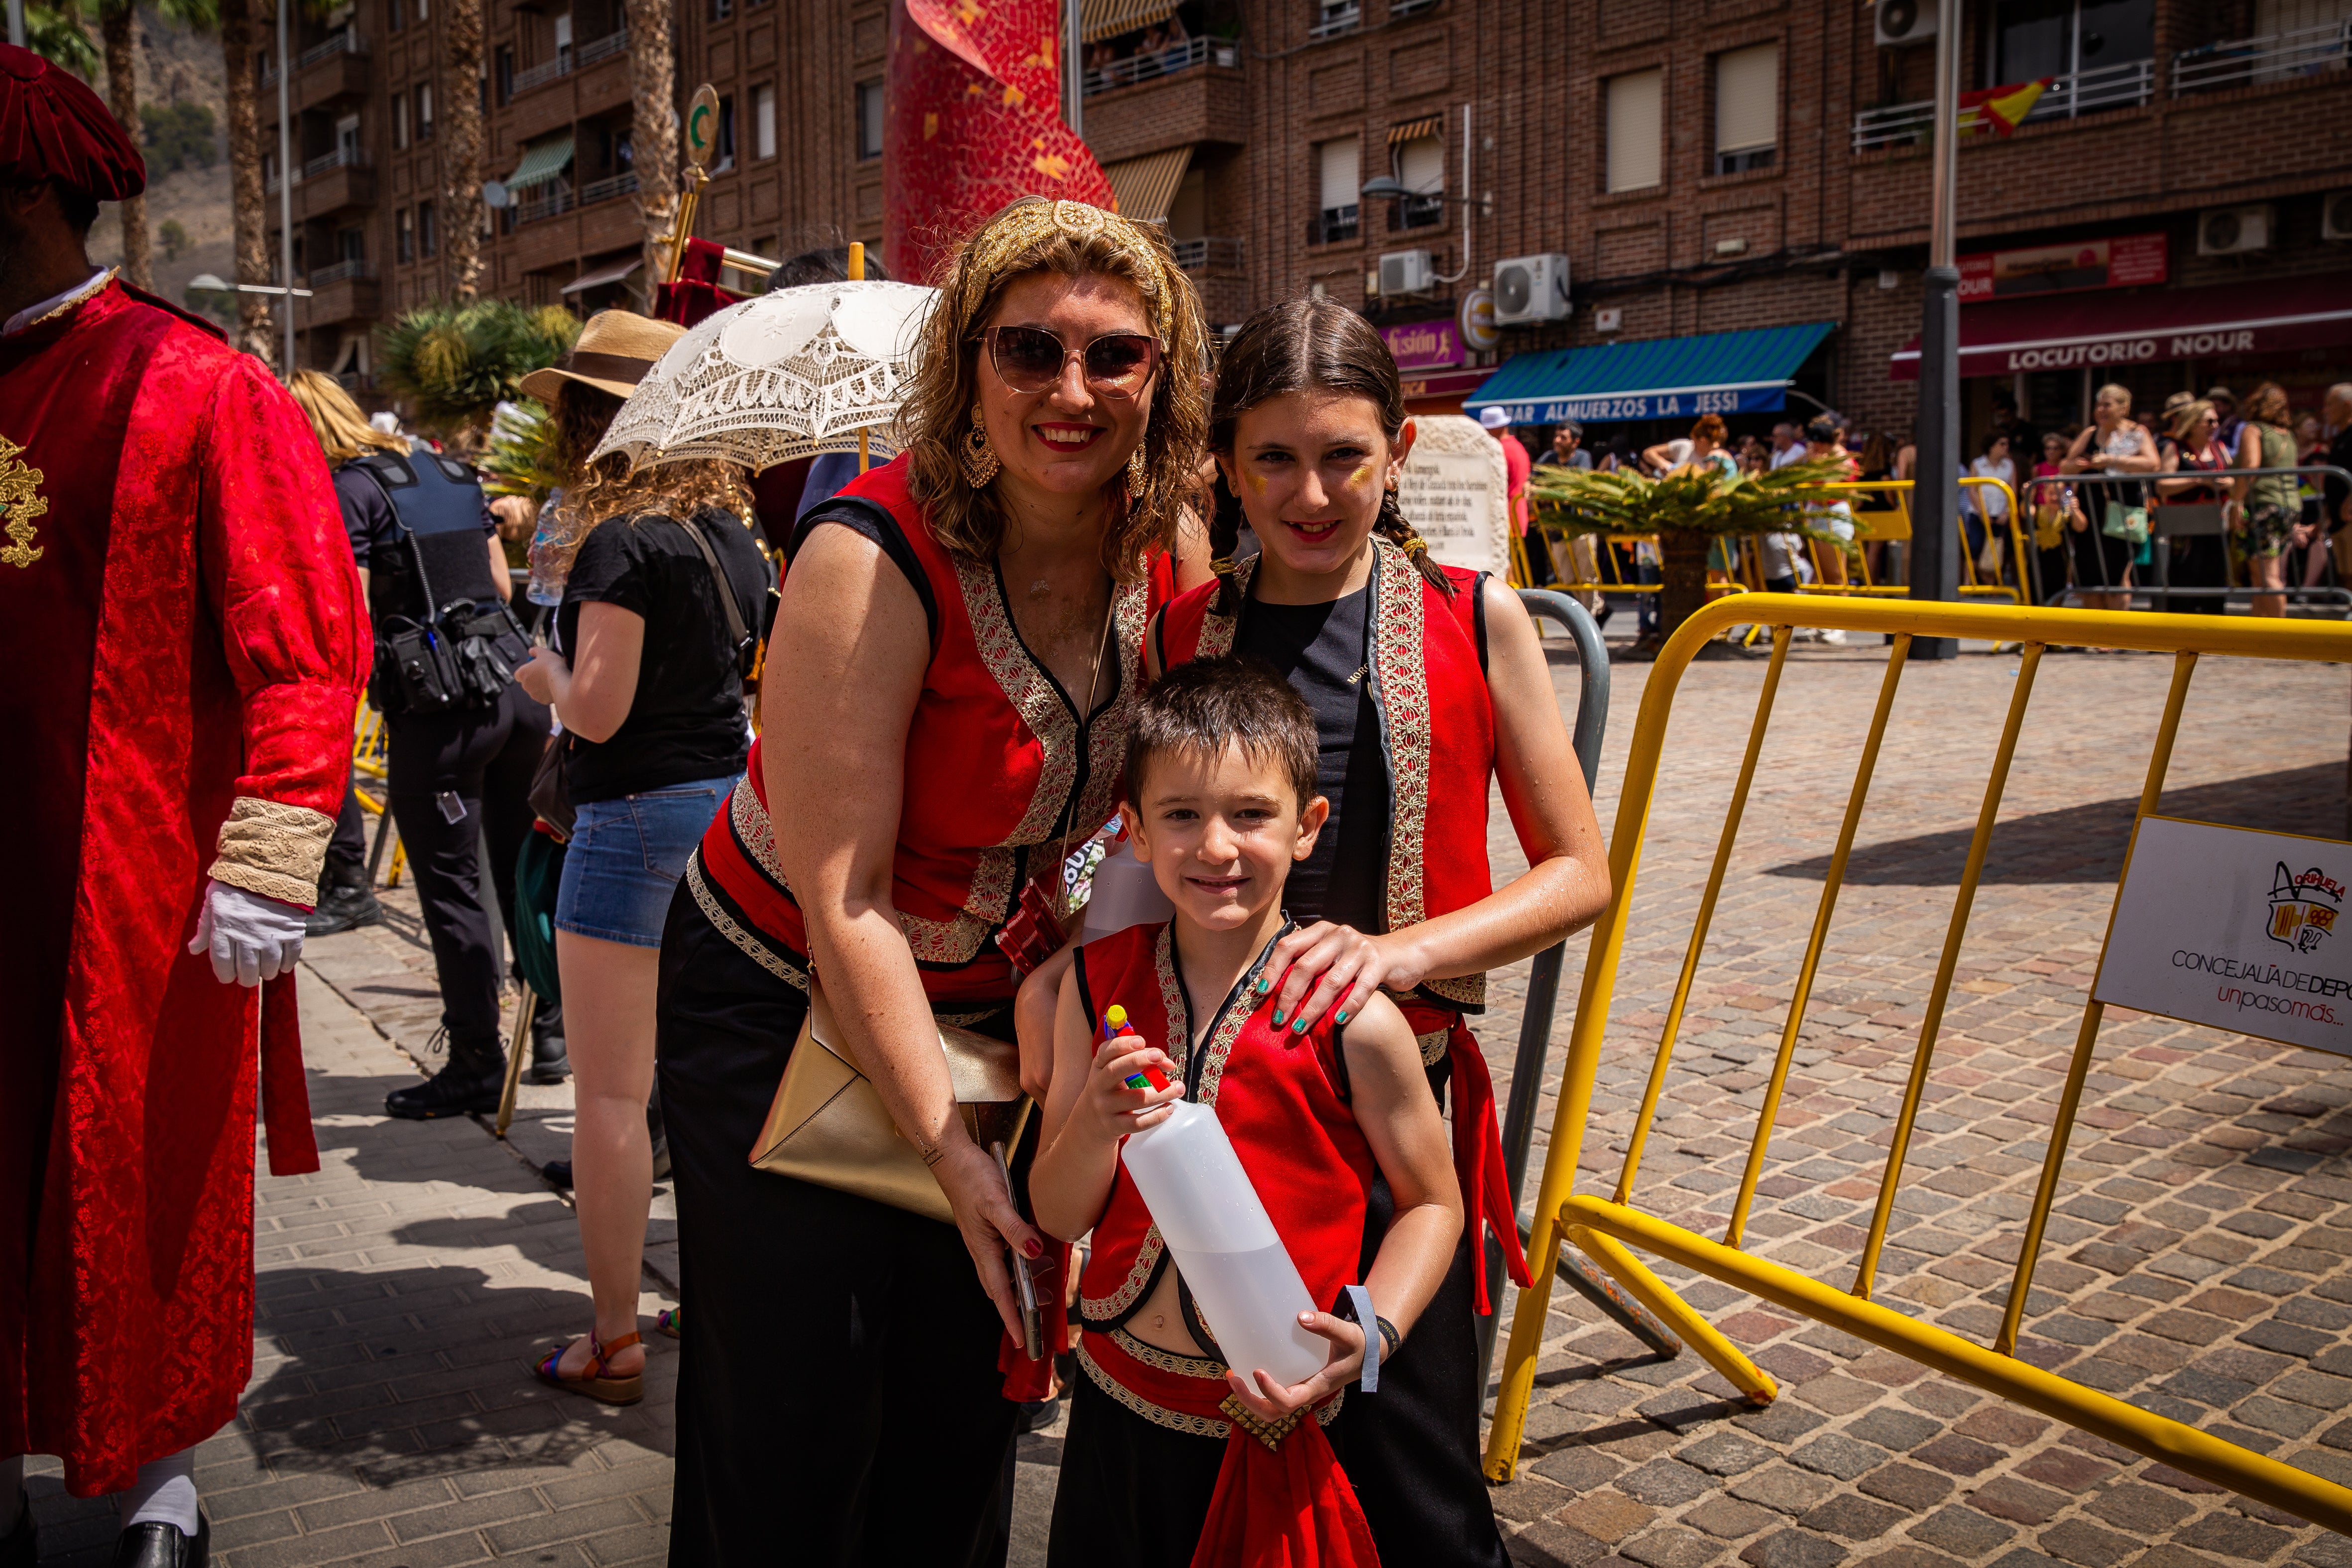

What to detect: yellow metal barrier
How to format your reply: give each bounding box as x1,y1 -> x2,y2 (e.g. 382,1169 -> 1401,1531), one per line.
1484,595 -> 2352,1535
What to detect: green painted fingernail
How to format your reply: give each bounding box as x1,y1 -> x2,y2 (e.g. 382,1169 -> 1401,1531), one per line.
1334,1010 -> 1348,1025
1271,1010 -> 1286,1027
1256,977 -> 1271,993
1292,1016 -> 1308,1033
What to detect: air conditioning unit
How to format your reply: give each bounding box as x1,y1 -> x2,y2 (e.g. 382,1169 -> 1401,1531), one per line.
2323,190 -> 2352,241
1379,249 -> 1435,296
1875,0 -> 1936,48
2198,204 -> 2274,256
1493,252 -> 1571,324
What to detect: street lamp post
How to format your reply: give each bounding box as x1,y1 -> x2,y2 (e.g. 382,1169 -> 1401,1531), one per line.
1908,0 -> 1966,659
6,0 -> 24,50
276,0 -> 296,375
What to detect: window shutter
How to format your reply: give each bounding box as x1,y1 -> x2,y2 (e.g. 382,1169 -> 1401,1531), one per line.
1319,137 -> 1360,210
1606,70 -> 1662,192
1397,136 -> 1444,195
1716,43 -> 1778,154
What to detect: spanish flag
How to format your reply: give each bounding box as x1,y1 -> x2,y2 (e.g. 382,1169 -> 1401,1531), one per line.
1957,77 -> 2052,136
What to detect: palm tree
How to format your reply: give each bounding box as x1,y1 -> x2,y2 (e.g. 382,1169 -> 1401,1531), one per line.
97,0 -> 218,294
623,0 -> 677,295
218,0 -> 273,362
1527,454 -> 1852,643
375,298 -> 579,441
440,0 -> 484,299
22,2 -> 100,75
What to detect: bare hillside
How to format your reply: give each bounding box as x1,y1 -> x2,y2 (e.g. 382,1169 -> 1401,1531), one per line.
84,3 -> 233,319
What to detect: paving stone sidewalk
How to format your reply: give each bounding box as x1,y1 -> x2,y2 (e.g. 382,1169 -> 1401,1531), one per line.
25,637 -> 2352,1568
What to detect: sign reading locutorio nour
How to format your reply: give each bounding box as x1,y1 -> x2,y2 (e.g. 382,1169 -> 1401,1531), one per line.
2096,817 -> 2352,1056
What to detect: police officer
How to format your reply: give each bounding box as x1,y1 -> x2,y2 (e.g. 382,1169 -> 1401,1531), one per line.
294,374 -> 563,1116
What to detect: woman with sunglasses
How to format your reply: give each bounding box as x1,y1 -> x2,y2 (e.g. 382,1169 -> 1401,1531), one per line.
1138,298 -> 1613,1567
650,198 -> 1210,1566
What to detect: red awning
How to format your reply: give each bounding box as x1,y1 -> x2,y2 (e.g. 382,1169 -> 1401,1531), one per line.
1890,272 -> 2352,381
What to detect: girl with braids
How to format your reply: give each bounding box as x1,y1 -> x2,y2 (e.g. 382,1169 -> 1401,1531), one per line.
651,198 -> 1211,1566
1144,297 -> 1612,1568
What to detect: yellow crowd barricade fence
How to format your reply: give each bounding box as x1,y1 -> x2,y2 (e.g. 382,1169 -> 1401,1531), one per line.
1483,594 -> 2352,1535
351,702 -> 407,887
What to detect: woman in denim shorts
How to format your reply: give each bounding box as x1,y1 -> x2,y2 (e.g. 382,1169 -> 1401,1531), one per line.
515,345 -> 771,1404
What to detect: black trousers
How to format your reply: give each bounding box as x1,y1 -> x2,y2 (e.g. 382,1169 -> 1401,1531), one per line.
326,784 -> 368,880
1047,1367 -> 1228,1568
383,682 -> 550,1055
654,891 -> 1020,1568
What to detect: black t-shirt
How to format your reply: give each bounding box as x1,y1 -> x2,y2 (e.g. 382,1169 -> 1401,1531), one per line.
555,505 -> 766,803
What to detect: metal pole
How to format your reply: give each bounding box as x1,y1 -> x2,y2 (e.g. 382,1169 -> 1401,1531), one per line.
6,0 -> 24,51
1908,0 -> 1965,658
1064,0 -> 1082,138
276,0 -> 296,374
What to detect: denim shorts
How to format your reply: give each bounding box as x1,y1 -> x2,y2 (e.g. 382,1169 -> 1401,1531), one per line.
556,774 -> 739,947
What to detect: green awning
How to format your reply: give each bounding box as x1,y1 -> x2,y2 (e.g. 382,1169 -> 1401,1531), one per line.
505,133 -> 575,191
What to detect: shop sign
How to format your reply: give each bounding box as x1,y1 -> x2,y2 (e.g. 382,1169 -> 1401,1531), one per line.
1395,414 -> 1509,578
1459,287 -> 1500,353
2093,816 -> 2352,1056
1477,386 -> 1786,425
1383,317 -> 1462,370
1958,233 -> 2167,304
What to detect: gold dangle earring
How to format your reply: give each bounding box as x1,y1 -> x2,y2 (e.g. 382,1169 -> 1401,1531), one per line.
1127,433 -> 1149,500
961,402 -> 1002,488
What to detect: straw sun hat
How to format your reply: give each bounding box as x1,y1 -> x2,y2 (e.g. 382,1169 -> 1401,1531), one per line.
520,309 -> 686,402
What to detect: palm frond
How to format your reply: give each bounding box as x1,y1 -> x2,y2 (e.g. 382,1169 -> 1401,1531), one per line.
26,2 -> 101,78
476,398 -> 567,499
375,299 -> 581,431
1529,454 -> 1860,539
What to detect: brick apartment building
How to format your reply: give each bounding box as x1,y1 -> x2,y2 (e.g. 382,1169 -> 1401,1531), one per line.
279,0 -> 2352,452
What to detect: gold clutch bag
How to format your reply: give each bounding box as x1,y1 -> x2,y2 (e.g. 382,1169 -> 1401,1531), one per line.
750,983 -> 1033,1225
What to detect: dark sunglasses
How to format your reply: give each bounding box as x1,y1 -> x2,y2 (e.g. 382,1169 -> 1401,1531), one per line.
983,326 -> 1162,398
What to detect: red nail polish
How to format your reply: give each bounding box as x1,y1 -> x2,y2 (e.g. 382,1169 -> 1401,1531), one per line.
1023,1238 -> 1043,1258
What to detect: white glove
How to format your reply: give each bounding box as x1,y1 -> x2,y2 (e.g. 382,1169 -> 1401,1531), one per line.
187,878 -> 308,987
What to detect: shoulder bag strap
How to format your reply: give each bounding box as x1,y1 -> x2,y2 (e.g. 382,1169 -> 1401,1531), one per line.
669,513 -> 752,654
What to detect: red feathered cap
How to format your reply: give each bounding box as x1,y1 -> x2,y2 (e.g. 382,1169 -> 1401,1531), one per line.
0,42 -> 146,200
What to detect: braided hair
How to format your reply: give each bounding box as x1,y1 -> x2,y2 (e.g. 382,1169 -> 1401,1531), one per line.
1205,298 -> 1455,614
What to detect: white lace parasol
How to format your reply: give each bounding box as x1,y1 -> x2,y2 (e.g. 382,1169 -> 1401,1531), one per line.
591,280 -> 939,474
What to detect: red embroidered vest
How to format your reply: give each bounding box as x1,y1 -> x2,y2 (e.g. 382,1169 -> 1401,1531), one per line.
1154,540 -> 1496,1009
1072,922 -> 1375,1378
688,454 -> 1149,1008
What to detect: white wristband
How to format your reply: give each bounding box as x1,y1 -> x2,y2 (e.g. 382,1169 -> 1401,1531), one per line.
1343,1284 -> 1380,1392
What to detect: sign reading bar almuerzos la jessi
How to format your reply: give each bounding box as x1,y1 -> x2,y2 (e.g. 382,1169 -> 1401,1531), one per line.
2094,816 -> 2352,1056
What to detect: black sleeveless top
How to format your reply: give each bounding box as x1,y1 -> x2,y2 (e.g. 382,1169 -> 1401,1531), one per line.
1234,583 -> 1390,933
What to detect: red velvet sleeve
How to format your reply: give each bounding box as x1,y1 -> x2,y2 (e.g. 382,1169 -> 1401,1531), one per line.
197,357 -> 370,817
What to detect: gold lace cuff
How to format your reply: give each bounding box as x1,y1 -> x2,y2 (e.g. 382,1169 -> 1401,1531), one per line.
208,796 -> 335,907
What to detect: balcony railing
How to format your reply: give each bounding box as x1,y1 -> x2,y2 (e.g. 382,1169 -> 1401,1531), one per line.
579,170 -> 640,206
305,145 -> 370,179
516,180 -> 574,224
1308,2 -> 1361,40
1389,0 -> 1439,15
1305,205 -> 1359,245
1852,56 -> 2153,150
1387,193 -> 1445,231
1080,34 -> 1235,95
1171,236 -> 1243,271
306,259 -> 373,286
512,27 -> 627,95
259,26 -> 365,84
2173,20 -> 2351,93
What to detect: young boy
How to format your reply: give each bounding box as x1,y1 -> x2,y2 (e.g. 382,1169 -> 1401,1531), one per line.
1032,657 -> 1463,1568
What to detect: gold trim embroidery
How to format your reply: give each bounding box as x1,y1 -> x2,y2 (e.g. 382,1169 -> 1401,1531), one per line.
897,845 -> 1009,965
1192,956 -> 1258,1110
1413,1028 -> 1451,1067
1082,1223 -> 1165,1320
1371,540 -> 1432,942
0,434 -> 47,570
1076,1339 -> 1232,1440
727,773 -> 790,890
1221,1395 -> 1304,1451
1191,554 -> 1256,659
1424,973 -> 1487,1008
1110,1327 -> 1227,1378
687,853 -> 812,993
1155,924 -> 1188,1078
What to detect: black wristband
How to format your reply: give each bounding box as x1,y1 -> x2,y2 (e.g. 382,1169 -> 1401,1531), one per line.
1376,1316 -> 1400,1361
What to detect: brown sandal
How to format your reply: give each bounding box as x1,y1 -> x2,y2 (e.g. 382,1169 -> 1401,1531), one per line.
534,1330 -> 644,1406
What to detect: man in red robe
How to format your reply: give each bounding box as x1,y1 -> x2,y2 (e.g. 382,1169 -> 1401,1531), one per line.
0,45 -> 366,1568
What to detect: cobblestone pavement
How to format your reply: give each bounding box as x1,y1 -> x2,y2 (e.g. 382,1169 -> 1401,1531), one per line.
23,637 -> 2352,1568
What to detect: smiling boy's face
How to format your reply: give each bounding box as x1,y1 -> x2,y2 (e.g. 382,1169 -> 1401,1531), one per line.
1121,740 -> 1327,934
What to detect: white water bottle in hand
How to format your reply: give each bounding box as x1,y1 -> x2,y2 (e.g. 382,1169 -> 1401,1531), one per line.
1113,1016 -> 1325,1388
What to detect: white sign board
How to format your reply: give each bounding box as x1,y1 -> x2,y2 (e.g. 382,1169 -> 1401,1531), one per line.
1396,414 -> 1510,579
2093,816 -> 2352,1055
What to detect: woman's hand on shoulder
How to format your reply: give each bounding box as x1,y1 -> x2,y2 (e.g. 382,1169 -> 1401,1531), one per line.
1263,922 -> 1425,1036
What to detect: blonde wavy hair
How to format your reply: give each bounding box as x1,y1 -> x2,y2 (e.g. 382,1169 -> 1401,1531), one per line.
531,380 -> 754,572
288,369 -> 408,463
899,197 -> 1211,581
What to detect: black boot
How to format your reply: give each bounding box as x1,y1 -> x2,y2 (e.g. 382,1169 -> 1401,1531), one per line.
1,1493 -> 35,1568
304,864 -> 382,938
529,999 -> 570,1084
384,1034 -> 506,1120
113,1513 -> 207,1568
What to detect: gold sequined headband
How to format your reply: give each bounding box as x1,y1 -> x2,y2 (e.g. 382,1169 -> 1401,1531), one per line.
954,198 -> 1178,346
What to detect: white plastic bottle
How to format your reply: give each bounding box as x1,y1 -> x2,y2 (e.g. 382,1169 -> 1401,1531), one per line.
1112,1019 -> 1326,1388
